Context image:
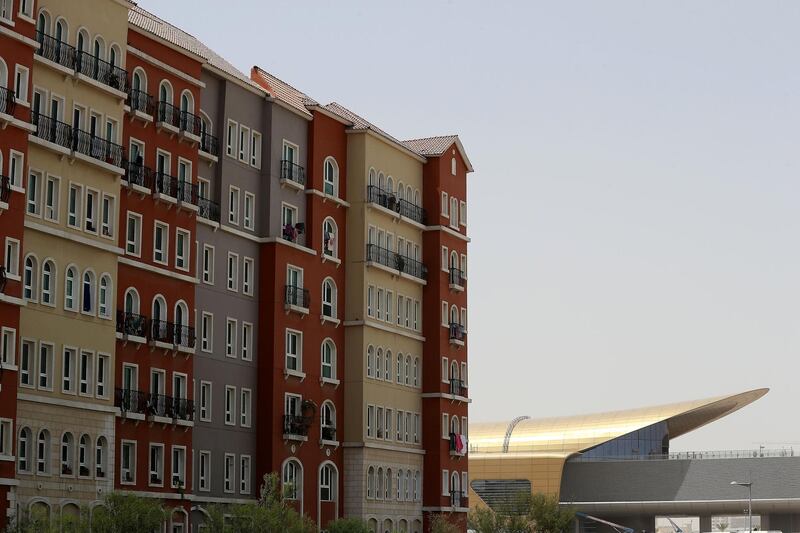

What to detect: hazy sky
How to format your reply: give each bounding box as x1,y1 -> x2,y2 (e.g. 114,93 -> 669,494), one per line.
137,0 -> 800,452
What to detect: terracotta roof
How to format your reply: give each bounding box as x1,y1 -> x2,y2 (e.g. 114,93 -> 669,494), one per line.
251,67 -> 315,118
402,135 -> 460,156
324,102 -> 408,149
128,6 -> 266,93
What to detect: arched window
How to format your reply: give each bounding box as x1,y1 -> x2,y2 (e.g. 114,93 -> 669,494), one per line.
384,350 -> 392,382
174,300 -> 189,346
368,168 -> 376,188
321,401 -> 336,441
180,91 -> 193,114
450,305 -> 459,326
93,36 -> 105,61
98,274 -> 111,318
82,270 -> 96,313
95,436 -> 107,478
450,416 -> 460,436
64,265 -> 77,311
78,434 -> 90,477
399,519 -> 409,533
321,340 -> 336,381
414,471 -> 421,501
375,348 -> 383,380
132,68 -> 146,92
406,185 -> 412,202
406,469 -> 412,501
396,470 -> 402,501
23,255 -> 37,301
323,157 -> 338,196
366,466 -> 375,499
282,459 -> 302,500
405,355 -> 411,386
386,176 -> 394,195
322,218 -> 338,258
124,288 -> 139,314
413,357 -> 419,387
401,470 -> 407,501
319,463 -> 336,502
378,172 -> 385,191
76,28 -> 89,53
36,10 -> 51,36
414,189 -> 421,207
18,427 -> 32,472
200,112 -> 212,152
366,346 -> 374,378
60,432 -> 74,475
322,278 -> 336,317
109,44 -> 121,68
159,81 -> 173,104
41,260 -> 55,305
54,18 -> 67,44
385,468 -> 392,500
0,58 -> 6,89
152,295 -> 167,341
451,471 -> 461,497
396,353 -> 403,384
384,519 -> 394,533
450,251 -> 459,272
451,361 -> 459,382
377,467 -> 384,500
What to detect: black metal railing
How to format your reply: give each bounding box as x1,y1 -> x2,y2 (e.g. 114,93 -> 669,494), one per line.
0,266 -> 7,294
366,185 -> 398,211
283,414 -> 311,437
366,244 -> 395,269
147,393 -> 170,418
116,310 -> 148,338
321,426 -> 337,442
0,86 -> 16,116
154,171 -> 178,198
151,319 -> 174,344
0,175 -> 10,203
285,285 -> 309,309
75,51 -> 128,92
200,132 -> 219,156
173,397 -> 195,420
115,388 -> 148,414
449,433 -> 467,456
179,109 -> 201,136
449,379 -> 466,397
173,324 -> 196,349
450,490 -> 466,507
124,161 -> 155,191
280,160 -> 305,186
127,89 -> 155,116
177,180 -> 198,206
198,196 -> 220,222
72,127 -> 124,168
449,267 -> 465,287
398,197 -> 427,225
36,31 -> 76,70
397,253 -> 427,280
32,113 -> 73,149
449,323 -> 466,343
156,101 -> 181,129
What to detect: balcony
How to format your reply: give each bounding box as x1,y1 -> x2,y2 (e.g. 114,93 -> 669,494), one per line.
153,171 -> 178,204
114,388 -> 148,415
397,253 -> 427,280
0,175 -> 10,208
365,243 -> 396,270
450,433 -> 467,457
176,179 -> 199,211
449,323 -> 466,346
156,101 -> 181,135
449,378 -> 467,398
365,244 -> 427,282
199,132 -> 219,161
124,161 -> 155,194
280,160 -> 305,190
198,196 -> 220,223
283,414 -> 311,439
366,185 -> 426,225
36,31 -> 76,71
449,267 -> 465,291
0,86 -> 16,117
450,490 -> 467,508
127,89 -> 155,120
72,127 -> 125,170
146,393 -> 194,422
0,267 -> 6,294
32,113 -> 73,153
321,426 -> 337,442
75,51 -> 128,93
151,319 -> 175,345
398,197 -> 427,225
285,284 -> 310,314
178,109 -> 202,143
116,310 -> 148,340
173,323 -> 196,350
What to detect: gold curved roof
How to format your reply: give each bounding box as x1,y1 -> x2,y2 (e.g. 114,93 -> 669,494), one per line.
469,388 -> 768,458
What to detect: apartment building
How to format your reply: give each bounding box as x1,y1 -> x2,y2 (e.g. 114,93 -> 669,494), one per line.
0,0 -> 37,526
15,0 -> 131,521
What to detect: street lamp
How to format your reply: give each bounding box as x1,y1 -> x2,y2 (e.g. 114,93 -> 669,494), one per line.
730,481 -> 752,533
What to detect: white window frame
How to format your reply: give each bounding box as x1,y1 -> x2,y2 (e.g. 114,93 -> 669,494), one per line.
241,322 -> 253,361
149,443 -> 165,487
202,244 -> 214,284
441,191 -> 449,217
14,65 -> 29,105
43,174 -> 60,223
242,257 -> 253,296
198,450 -> 211,492
285,328 -> 303,375
199,381 -> 212,422
226,120 -> 238,158
224,385 -> 236,426
120,440 -> 136,485
243,192 -> 255,230
250,131 -> 262,169
0,327 -> 16,366
224,453 -> 235,493
240,455 -> 251,494
240,388 -> 252,428
153,221 -> 169,265
4,238 -> 20,279
175,227 -> 190,272
200,312 -> 213,353
125,212 -> 142,257
228,186 -> 240,225
226,252 -> 238,292
225,318 -> 237,359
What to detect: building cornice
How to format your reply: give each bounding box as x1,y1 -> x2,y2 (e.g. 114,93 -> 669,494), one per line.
127,45 -> 205,88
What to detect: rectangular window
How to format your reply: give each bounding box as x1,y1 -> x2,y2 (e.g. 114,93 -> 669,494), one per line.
240,388 -> 251,427
397,295 -> 403,326
442,470 -> 450,496
68,183 -> 82,229
396,410 -> 403,441
20,0 -> 33,17
385,409 -> 393,441
0,419 -> 10,457
126,212 -> 141,256
96,354 -> 108,398
38,342 -> 53,390
198,451 -> 211,491
376,288 -> 384,320
243,192 -> 254,230
441,191 -> 449,216
414,413 -> 420,444
461,308 -> 468,330
26,170 -> 40,215
20,339 -> 33,386
14,65 -> 29,104
239,125 -> 250,163
442,357 -> 449,384
240,455 -> 251,494
199,381 -> 212,421
442,414 -> 449,438
225,386 -> 236,425
450,197 -> 459,228
414,301 -> 420,331
366,405 -> 374,438
228,186 -> 239,225
84,188 -> 99,233
367,285 -> 375,317
405,299 -> 411,328
0,328 -> 15,366
226,120 -> 238,158
281,203 -> 297,229
0,0 -> 11,22
224,453 -> 235,493
175,228 -> 190,271
8,151 -> 23,187
153,222 -> 168,264
43,175 -> 60,222
377,406 -> 384,439
285,329 -> 301,372
241,322 -> 252,361
225,318 -> 237,358
251,132 -> 262,168
149,444 -> 164,486
201,313 -> 213,353
202,245 -> 214,284
121,441 -> 136,484
101,194 -> 115,237
405,412 -> 411,442
243,257 -> 254,296
442,246 -> 449,272
459,200 -> 467,225
461,254 -> 467,278
4,238 -> 19,277
442,301 -> 449,326
79,350 -> 93,396
171,446 -> 185,488
227,252 -> 238,291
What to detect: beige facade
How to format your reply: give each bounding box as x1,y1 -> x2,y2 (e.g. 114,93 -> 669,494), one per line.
17,0 -> 130,516
344,131 -> 428,529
